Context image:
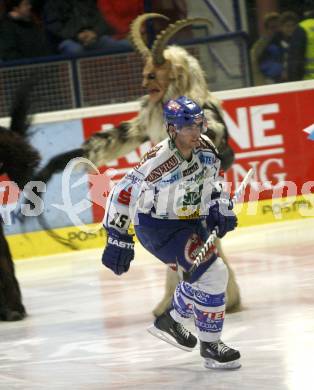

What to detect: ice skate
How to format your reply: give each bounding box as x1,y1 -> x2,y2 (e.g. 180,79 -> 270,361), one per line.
201,340 -> 241,369
147,311 -> 197,352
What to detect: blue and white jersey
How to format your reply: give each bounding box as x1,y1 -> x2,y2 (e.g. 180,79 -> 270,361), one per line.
104,135 -> 222,233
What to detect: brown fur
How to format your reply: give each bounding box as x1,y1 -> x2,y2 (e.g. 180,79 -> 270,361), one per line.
0,83 -> 40,321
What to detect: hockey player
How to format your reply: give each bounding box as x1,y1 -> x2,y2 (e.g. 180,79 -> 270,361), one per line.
101,96 -> 241,369
34,14 -> 241,315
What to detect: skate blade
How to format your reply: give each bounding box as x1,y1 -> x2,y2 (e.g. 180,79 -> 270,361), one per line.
204,358 -> 241,370
147,325 -> 195,352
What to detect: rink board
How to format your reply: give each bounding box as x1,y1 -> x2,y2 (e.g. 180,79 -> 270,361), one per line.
7,193 -> 314,259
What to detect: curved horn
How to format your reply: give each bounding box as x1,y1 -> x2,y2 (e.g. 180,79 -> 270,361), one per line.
151,18 -> 213,65
130,13 -> 170,57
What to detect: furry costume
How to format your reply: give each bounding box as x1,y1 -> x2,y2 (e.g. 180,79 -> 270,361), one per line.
0,83 -> 41,321
34,14 -> 241,313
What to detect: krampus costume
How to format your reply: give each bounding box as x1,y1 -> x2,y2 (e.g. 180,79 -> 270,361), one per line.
0,84 -> 41,321
34,14 -> 241,314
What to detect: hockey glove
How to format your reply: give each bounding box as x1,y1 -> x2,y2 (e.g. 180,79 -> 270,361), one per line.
102,228 -> 135,275
206,197 -> 237,238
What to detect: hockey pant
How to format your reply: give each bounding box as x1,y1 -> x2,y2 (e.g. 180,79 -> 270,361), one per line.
135,219 -> 218,283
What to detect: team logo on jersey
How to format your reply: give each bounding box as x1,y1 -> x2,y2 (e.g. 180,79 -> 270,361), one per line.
160,171 -> 181,186
117,186 -> 132,205
146,155 -> 178,182
183,183 -> 203,206
176,181 -> 203,219
182,162 -> 199,177
184,233 -> 215,264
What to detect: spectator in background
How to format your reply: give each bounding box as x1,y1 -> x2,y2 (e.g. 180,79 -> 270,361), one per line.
43,0 -> 132,56
258,11 -> 299,83
97,0 -> 144,40
250,12 -> 280,85
278,11 -> 300,80
0,0 -> 52,62
97,1 -> 191,50
288,7 -> 314,81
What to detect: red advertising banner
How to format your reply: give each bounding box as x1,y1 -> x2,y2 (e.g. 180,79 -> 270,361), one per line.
223,88 -> 314,201
82,87 -> 314,222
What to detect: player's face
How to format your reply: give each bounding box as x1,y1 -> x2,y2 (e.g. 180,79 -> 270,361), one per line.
142,58 -> 172,103
174,124 -> 202,155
